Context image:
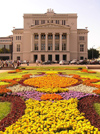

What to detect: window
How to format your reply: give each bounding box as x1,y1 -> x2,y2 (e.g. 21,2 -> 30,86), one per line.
62,20 -> 66,25
17,56 -> 20,60
16,36 -> 21,40
41,20 -> 45,24
56,20 -> 59,24
41,34 -> 45,39
62,43 -> 66,50
79,36 -> 84,40
34,44 -> 38,50
55,34 -> 59,39
80,44 -> 84,52
62,34 -> 66,39
55,43 -> 59,50
35,34 -> 38,39
41,44 -> 45,50
48,43 -> 52,50
17,44 -> 20,52
35,20 -> 39,25
48,34 -> 52,39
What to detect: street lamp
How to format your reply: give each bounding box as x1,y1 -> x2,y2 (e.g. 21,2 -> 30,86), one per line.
92,45 -> 95,59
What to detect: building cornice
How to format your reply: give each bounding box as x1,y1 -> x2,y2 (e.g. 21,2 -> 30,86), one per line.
30,23 -> 70,29
77,29 -> 89,33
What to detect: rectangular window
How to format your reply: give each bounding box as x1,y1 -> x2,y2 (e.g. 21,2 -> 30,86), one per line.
62,20 -> 66,25
16,36 -> 21,40
55,35 -> 59,39
80,44 -> 84,52
62,34 -> 66,39
55,43 -> 59,50
62,43 -> 66,50
17,44 -> 20,52
48,35 -> 52,39
35,35 -> 38,39
41,34 -> 45,39
41,44 -> 45,50
34,44 -> 38,50
41,20 -> 45,24
56,20 -> 59,24
48,44 -> 52,50
79,36 -> 84,40
35,20 -> 39,25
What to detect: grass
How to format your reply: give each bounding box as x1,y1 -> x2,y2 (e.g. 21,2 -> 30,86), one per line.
0,102 -> 11,120
0,66 -> 100,80
94,103 -> 100,116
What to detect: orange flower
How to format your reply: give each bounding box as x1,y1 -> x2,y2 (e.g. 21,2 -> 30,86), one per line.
23,74 -> 79,88
41,94 -> 63,100
83,79 -> 100,88
93,89 -> 100,94
0,88 -> 12,94
81,69 -> 96,74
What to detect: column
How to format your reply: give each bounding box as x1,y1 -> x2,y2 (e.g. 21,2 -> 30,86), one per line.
60,33 -> 62,51
45,33 -> 48,51
53,33 -> 55,51
38,33 -> 41,51
31,34 -> 34,51
67,33 -> 69,51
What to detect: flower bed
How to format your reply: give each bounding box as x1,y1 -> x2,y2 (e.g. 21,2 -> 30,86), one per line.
0,70 -> 100,133
23,74 -> 80,88
0,95 -> 26,131
78,95 -> 100,130
2,98 -> 99,134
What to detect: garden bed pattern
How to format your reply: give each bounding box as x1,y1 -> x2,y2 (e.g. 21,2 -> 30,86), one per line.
0,69 -> 100,133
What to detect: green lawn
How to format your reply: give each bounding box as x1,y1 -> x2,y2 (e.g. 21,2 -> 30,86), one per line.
0,66 -> 100,80
94,103 -> 100,116
0,102 -> 11,120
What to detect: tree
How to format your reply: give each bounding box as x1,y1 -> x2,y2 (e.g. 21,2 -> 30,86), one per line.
88,48 -> 99,59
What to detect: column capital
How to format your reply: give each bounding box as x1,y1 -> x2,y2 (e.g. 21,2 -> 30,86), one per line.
52,32 -> 55,35
60,32 -> 63,35
45,32 -> 48,35
38,33 -> 41,35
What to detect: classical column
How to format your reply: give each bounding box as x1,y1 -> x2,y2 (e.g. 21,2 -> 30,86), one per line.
45,33 -> 48,51
60,33 -> 62,51
38,33 -> 41,51
53,33 -> 55,51
67,33 -> 69,51
31,34 -> 34,51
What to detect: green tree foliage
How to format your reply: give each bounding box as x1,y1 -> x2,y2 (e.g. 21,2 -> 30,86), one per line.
88,48 -> 99,59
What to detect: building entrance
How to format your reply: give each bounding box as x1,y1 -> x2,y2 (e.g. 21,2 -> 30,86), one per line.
48,55 -> 52,61
55,55 -> 59,62
63,55 -> 67,60
41,55 -> 45,62
34,55 -> 38,63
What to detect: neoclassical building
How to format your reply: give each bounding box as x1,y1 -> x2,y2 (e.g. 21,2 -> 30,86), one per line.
12,9 -> 88,62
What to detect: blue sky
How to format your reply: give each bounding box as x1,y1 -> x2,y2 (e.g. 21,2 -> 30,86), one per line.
0,0 -> 100,49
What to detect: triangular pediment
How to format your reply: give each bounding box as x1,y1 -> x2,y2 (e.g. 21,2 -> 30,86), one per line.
31,23 -> 70,29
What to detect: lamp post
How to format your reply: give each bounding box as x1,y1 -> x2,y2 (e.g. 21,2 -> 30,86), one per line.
92,45 -> 95,59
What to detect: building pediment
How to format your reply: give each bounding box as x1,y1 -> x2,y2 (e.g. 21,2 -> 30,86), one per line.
31,23 -> 70,29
